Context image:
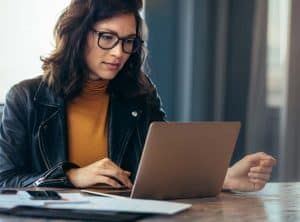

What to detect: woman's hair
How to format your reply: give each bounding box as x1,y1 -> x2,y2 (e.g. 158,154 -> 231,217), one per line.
42,0 -> 153,100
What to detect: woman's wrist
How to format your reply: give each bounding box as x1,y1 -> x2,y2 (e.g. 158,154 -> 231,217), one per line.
66,168 -> 75,178
222,168 -> 233,190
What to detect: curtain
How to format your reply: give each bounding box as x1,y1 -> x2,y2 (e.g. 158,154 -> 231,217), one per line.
146,0 -> 296,180
244,1 -> 268,154
279,0 -> 300,181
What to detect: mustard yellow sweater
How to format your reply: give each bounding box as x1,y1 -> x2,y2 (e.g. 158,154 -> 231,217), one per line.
67,79 -> 109,167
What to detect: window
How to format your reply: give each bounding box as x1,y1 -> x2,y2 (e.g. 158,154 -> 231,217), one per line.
267,0 -> 290,108
0,0 -> 70,103
265,0 -> 291,179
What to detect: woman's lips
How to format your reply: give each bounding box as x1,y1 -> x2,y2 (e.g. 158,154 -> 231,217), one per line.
103,62 -> 120,70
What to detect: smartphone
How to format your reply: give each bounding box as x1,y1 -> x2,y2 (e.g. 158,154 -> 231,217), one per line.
26,191 -> 62,200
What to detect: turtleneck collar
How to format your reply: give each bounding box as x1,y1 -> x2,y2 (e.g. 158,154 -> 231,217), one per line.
81,79 -> 109,97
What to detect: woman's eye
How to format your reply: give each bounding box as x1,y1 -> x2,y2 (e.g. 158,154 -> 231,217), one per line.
101,34 -> 114,41
124,39 -> 135,44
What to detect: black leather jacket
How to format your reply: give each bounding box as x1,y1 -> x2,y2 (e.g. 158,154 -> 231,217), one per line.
0,76 -> 165,188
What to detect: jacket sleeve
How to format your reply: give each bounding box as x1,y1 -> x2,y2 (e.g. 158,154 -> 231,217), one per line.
0,84 -> 77,188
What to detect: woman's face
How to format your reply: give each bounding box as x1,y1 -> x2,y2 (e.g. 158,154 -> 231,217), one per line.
84,13 -> 137,80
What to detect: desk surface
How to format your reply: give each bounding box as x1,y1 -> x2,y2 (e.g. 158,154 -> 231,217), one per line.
0,182 -> 299,222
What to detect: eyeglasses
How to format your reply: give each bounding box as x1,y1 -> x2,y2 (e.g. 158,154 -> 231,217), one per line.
91,29 -> 144,54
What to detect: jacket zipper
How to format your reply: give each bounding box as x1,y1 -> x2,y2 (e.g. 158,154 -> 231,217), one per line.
136,127 -> 143,160
37,125 -> 50,169
34,177 -> 66,187
37,109 -> 60,170
117,130 -> 133,165
136,127 -> 143,149
33,162 -> 64,186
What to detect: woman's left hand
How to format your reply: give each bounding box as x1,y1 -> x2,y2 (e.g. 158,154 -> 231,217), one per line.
223,152 -> 277,192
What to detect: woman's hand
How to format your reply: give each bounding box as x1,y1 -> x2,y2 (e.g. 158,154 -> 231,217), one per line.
223,152 -> 276,192
66,158 -> 132,188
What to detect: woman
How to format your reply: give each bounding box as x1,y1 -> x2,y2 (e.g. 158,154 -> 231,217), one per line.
0,0 -> 275,191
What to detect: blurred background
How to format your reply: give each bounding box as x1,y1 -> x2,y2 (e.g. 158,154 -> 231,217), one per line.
0,0 -> 299,182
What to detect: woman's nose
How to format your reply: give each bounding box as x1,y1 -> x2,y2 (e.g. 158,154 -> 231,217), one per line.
110,41 -> 123,57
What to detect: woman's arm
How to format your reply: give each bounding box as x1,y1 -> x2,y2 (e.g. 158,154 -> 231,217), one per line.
223,152 -> 276,192
0,84 -> 76,187
66,158 -> 133,188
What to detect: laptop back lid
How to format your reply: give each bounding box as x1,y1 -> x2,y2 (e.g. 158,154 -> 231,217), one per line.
131,122 -> 240,200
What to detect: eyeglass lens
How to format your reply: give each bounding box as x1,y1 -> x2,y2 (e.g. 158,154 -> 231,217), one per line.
98,32 -> 140,54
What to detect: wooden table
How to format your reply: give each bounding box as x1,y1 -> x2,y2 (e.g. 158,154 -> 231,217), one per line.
0,182 -> 299,221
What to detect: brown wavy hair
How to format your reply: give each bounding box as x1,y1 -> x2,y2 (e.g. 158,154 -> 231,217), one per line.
41,0 -> 153,100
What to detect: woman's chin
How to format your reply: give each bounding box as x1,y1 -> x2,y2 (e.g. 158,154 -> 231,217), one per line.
89,72 -> 118,80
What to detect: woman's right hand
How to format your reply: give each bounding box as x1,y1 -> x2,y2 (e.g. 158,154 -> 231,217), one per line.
66,158 -> 132,188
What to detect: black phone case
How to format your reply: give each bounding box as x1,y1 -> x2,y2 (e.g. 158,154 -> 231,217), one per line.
27,191 -> 62,200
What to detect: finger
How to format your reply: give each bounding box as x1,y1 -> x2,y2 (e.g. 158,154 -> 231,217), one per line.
255,152 -> 276,160
104,159 -> 130,175
260,159 -> 276,167
249,177 -> 267,184
250,166 -> 272,174
249,178 -> 266,191
96,175 -> 122,188
248,172 -> 270,181
100,169 -> 132,188
99,158 -> 118,169
96,159 -> 132,187
101,162 -> 132,187
248,152 -> 276,164
113,171 -> 133,188
98,159 -> 130,175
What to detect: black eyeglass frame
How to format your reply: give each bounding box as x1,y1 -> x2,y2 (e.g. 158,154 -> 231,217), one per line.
90,28 -> 144,54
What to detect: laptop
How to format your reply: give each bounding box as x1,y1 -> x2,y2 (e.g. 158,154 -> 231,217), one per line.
83,121 -> 240,200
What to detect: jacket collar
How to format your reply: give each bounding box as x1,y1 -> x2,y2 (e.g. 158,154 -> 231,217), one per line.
33,80 -> 64,108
